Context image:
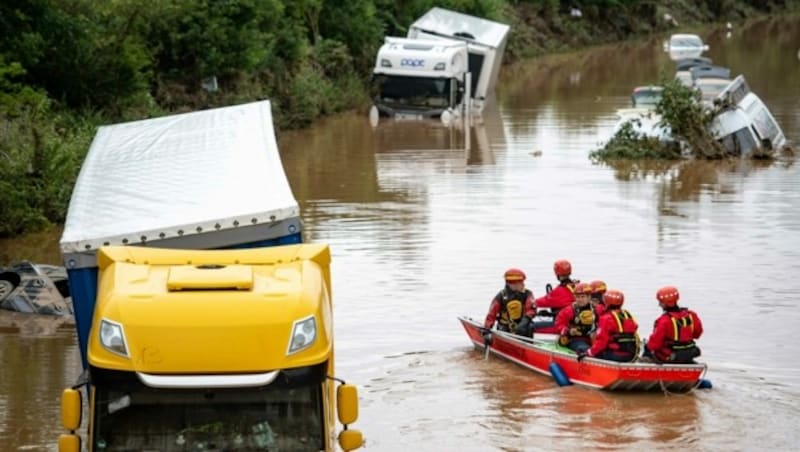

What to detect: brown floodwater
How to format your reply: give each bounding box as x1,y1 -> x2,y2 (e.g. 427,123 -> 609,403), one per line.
1,15 -> 800,451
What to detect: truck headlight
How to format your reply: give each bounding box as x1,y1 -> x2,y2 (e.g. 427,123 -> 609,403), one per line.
380,59 -> 392,68
434,62 -> 446,70
100,319 -> 129,357
287,316 -> 316,355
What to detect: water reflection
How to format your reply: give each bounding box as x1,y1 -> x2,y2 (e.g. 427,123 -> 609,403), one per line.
0,331 -> 80,448
600,158 -> 779,203
461,348 -> 703,450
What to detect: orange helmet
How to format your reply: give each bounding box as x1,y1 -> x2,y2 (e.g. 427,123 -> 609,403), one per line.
603,289 -> 625,307
590,280 -> 607,295
656,286 -> 680,307
504,268 -> 526,283
574,282 -> 592,295
553,259 -> 572,278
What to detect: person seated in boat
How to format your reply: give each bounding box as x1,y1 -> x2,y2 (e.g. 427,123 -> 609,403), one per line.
532,259 -> 577,333
577,289 -> 639,362
641,286 -> 704,364
555,282 -> 596,352
483,268 -> 536,335
590,280 -> 607,317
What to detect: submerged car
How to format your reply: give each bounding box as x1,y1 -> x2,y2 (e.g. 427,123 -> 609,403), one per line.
664,33 -> 709,60
674,57 -> 714,87
631,86 -> 664,108
0,262 -> 72,316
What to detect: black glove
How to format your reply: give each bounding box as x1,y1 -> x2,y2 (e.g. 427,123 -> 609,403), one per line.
576,351 -> 588,361
515,316 -> 531,335
482,332 -> 492,346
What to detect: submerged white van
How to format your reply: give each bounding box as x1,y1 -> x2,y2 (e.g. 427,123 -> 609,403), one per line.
710,76 -> 786,155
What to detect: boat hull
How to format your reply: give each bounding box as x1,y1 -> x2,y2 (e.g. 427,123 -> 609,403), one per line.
460,316 -> 706,391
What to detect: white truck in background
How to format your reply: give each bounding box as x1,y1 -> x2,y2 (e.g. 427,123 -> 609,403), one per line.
371,37 -> 470,120
370,7 -> 510,123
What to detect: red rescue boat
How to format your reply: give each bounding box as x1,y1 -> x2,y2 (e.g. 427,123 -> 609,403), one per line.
459,316 -> 707,391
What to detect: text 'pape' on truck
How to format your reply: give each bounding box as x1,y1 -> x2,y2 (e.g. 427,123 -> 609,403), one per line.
57,101 -> 363,451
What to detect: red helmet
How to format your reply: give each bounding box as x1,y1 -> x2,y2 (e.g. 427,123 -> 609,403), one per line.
656,286 -> 680,307
590,280 -> 607,295
553,259 -> 572,278
573,282 -> 592,295
603,289 -> 625,307
504,268 -> 526,283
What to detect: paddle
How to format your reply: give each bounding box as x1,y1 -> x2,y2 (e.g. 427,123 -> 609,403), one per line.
478,327 -> 492,360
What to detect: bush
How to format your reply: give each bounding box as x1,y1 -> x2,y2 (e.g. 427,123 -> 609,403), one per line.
591,76 -> 737,162
590,120 -> 680,161
655,78 -> 727,158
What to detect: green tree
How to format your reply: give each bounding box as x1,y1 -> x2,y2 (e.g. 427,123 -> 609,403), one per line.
0,0 -> 150,110
142,0 -> 284,84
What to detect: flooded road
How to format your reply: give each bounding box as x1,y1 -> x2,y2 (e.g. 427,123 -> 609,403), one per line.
2,15 -> 800,451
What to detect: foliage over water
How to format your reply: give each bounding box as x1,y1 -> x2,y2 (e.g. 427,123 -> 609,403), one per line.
591,77 -> 784,162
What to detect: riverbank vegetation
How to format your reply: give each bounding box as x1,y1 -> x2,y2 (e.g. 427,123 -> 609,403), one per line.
0,0 -> 794,237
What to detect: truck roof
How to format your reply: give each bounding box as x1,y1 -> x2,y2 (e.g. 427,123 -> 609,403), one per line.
60,101 -> 299,254
409,7 -> 510,49
383,36 -> 465,50
375,37 -> 467,76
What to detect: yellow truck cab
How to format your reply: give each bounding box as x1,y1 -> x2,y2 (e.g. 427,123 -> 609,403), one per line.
57,101 -> 362,451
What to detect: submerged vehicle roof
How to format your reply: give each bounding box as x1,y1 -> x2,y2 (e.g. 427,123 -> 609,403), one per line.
690,65 -> 731,81
409,7 -> 510,48
675,57 -> 713,71
60,101 -> 299,254
633,85 -> 663,94
667,33 -> 707,49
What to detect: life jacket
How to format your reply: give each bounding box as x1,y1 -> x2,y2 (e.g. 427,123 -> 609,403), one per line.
570,303 -> 596,336
496,288 -> 530,330
607,309 -> 639,356
557,303 -> 595,346
659,309 -> 700,363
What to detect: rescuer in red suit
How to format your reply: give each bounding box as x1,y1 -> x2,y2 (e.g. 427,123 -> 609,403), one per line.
484,268 -> 535,335
642,286 -> 704,363
532,259 -> 577,334
554,282 -> 595,352
578,289 -> 639,362
590,280 -> 607,317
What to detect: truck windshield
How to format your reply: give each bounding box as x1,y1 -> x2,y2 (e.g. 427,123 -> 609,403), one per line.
375,75 -> 452,109
92,379 -> 324,451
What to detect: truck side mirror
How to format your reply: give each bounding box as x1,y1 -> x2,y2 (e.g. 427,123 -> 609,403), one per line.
58,434 -> 81,452
337,384 -> 359,425
61,388 -> 82,430
338,429 -> 364,451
